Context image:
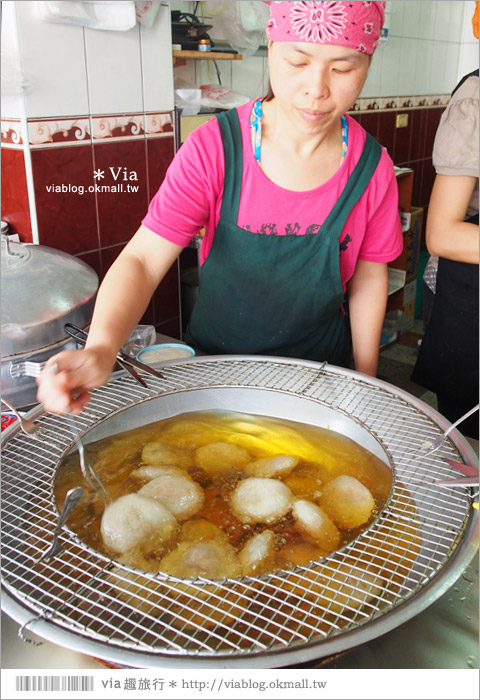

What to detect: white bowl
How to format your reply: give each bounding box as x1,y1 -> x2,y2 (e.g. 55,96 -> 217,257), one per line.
136,343 -> 195,367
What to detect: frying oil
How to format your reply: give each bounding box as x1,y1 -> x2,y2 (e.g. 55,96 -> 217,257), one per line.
55,411 -> 393,575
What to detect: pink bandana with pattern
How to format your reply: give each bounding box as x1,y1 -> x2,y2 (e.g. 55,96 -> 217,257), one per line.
264,1 -> 385,54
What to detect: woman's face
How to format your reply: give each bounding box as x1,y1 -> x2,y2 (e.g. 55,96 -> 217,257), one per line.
267,42 -> 370,135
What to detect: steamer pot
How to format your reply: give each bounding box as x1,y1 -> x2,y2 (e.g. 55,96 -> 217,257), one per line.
1,357 -> 478,668
1,236 -> 98,407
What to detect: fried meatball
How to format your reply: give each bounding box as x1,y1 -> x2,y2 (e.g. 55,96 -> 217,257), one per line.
230,477 -> 292,524
160,539 -> 242,579
100,493 -> 177,553
292,499 -> 341,552
239,530 -> 275,575
244,455 -> 299,478
138,473 -> 204,521
141,441 -> 192,468
320,475 -> 375,530
130,464 -> 185,481
194,442 -> 251,475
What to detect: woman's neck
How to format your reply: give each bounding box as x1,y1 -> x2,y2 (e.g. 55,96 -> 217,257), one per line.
261,98 -> 342,159
259,99 -> 344,190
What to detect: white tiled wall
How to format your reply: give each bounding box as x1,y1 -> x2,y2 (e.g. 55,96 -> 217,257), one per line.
85,2 -> 174,115
367,0 -> 477,99
140,3 -> 175,113
84,25 -> 144,115
1,0 -> 174,120
14,0 -> 90,118
1,1 -> 23,119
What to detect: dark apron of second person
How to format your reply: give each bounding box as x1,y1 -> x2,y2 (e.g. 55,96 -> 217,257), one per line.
186,109 -> 382,365
411,213 -> 479,428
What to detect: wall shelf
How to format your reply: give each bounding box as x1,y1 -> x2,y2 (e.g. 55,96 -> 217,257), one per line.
173,50 -> 243,66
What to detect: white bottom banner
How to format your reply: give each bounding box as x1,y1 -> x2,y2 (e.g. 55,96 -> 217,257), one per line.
1,668 -> 478,700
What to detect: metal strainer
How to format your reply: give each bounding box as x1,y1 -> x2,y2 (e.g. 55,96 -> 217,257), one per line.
1,357 -> 478,668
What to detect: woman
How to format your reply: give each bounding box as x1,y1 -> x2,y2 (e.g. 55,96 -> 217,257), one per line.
411,59 -> 479,439
37,1 -> 402,415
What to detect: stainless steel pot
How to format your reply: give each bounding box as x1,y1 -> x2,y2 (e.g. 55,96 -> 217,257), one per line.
1,236 -> 98,407
1,357 -> 478,668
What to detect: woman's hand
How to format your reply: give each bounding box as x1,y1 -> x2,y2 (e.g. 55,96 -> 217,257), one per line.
36,346 -> 117,415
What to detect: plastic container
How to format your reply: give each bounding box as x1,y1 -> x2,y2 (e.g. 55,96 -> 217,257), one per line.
136,343 -> 195,368
121,324 -> 156,358
197,38 -> 212,51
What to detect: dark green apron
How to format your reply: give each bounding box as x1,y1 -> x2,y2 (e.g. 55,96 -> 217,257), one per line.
186,109 -> 382,364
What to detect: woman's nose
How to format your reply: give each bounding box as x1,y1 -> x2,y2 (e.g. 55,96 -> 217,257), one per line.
304,70 -> 329,99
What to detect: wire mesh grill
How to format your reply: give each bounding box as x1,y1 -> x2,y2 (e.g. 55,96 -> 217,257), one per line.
1,357 -> 477,665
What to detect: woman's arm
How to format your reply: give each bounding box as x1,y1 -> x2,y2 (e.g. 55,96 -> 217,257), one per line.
37,226 -> 183,413
347,259 -> 388,377
426,174 -> 479,264
85,225 -> 183,357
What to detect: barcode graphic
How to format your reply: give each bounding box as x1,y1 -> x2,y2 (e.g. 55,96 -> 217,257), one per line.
15,676 -> 94,692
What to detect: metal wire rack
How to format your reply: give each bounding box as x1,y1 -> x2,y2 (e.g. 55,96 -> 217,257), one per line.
1,357 -> 478,668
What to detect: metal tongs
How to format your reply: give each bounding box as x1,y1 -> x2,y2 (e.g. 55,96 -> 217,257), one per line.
64,323 -> 163,388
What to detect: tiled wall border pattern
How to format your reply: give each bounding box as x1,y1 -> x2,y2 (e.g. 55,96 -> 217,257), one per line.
352,93 -> 450,112
1,118 -> 23,146
1,112 -> 173,149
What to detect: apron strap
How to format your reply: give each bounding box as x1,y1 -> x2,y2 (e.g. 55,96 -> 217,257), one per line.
217,110 -> 243,220
321,132 -> 382,234
217,109 -> 382,233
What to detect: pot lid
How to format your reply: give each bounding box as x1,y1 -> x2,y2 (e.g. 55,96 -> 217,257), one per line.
1,237 -> 99,357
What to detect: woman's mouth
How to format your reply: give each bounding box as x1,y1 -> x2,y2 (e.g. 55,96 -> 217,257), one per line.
298,108 -> 328,123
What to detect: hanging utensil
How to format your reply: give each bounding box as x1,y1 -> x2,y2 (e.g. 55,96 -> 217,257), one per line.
37,487 -> 84,562
67,414 -> 109,506
434,475 -> 479,487
420,404 -> 479,457
1,398 -> 42,439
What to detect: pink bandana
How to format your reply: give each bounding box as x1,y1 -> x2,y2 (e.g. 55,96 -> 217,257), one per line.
264,1 -> 385,55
